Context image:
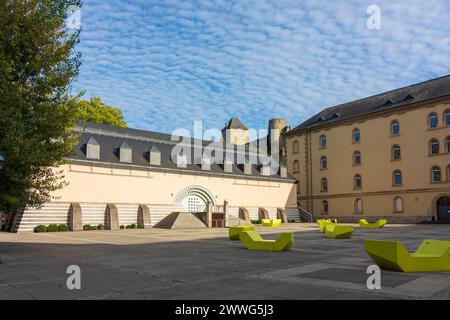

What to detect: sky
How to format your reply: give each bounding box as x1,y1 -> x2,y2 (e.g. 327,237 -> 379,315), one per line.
73,0 -> 450,134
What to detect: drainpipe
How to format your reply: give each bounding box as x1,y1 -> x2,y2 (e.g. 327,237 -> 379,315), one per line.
308,129 -> 314,215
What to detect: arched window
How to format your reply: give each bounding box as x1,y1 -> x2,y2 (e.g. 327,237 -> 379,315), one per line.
445,109 -> 450,126
321,200 -> 329,215
428,112 -> 438,128
354,174 -> 362,189
292,140 -> 299,154
431,166 -> 441,182
446,136 -> 450,153
293,160 -> 300,173
391,120 -> 400,135
430,139 -> 439,155
320,135 -> 327,148
354,198 -> 363,214
391,145 -> 401,160
353,151 -> 361,166
394,197 -> 404,213
352,128 -> 360,143
320,156 -> 327,169
320,178 -> 328,192
393,170 -> 402,186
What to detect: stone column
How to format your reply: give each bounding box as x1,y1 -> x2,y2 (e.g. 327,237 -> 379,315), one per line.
138,204 -> 151,229
105,203 -> 119,230
239,207 -> 250,222
69,203 -> 83,231
277,208 -> 288,223
258,207 -> 270,220
206,202 -> 213,228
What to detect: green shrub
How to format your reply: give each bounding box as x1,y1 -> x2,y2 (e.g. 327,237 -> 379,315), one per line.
97,224 -> 104,230
125,225 -> 131,229
46,224 -> 59,232
251,219 -> 261,224
57,224 -> 69,232
83,224 -> 96,231
34,225 -> 47,233
120,225 -> 125,229
130,224 -> 136,229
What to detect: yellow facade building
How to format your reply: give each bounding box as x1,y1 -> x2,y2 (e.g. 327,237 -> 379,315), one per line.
284,75 -> 450,223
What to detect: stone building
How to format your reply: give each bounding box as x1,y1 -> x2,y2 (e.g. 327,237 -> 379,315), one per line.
13,120 -> 298,232
284,75 -> 450,223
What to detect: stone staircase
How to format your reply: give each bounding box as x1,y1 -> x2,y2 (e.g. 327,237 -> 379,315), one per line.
298,206 -> 314,222
153,212 -> 208,229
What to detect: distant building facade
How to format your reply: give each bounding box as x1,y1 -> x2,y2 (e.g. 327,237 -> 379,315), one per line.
284,75 -> 450,223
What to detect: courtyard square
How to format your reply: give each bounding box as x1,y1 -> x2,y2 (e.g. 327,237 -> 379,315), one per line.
1,224 -> 449,300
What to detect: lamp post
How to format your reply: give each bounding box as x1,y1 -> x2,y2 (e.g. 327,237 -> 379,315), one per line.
0,154 -> 5,170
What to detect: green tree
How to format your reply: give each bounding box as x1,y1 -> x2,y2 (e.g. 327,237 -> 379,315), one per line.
0,0 -> 81,230
75,97 -> 127,127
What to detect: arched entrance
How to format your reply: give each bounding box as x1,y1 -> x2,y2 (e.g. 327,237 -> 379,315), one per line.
173,185 -> 217,213
436,196 -> 450,222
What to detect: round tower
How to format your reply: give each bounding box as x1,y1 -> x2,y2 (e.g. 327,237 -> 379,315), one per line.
268,118 -> 287,157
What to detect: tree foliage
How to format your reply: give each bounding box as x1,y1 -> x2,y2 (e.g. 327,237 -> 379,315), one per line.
0,0 -> 81,218
75,97 -> 127,127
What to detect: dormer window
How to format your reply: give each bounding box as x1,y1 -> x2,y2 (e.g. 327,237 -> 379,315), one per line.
382,100 -> 394,107
224,157 -> 233,173
149,145 -> 161,166
174,150 -> 187,168
86,137 -> 100,160
201,156 -> 211,171
261,165 -> 271,176
119,141 -> 132,163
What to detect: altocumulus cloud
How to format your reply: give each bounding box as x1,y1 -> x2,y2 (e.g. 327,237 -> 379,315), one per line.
73,0 -> 450,133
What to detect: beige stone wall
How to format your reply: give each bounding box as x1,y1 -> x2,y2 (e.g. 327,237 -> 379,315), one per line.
285,98 -> 450,221
52,164 -> 297,208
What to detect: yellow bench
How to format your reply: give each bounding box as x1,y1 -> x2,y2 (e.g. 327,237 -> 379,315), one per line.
317,219 -> 337,233
325,224 -> 353,239
261,219 -> 282,227
365,239 -> 450,272
359,219 -> 387,229
239,231 -> 294,252
228,225 -> 255,240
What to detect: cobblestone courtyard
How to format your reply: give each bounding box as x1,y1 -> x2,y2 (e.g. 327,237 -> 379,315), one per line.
1,224 -> 449,299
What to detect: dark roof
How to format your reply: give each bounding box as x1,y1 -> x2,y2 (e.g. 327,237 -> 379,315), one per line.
70,121 -> 293,182
223,118 -> 248,130
292,74 -> 450,131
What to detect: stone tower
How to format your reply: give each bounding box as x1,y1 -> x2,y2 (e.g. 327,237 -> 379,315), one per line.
222,118 -> 249,145
268,118 -> 287,156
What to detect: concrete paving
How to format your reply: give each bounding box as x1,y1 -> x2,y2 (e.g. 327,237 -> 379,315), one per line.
0,223 -> 449,300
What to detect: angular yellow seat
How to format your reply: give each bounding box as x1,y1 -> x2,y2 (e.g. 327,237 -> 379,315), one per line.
359,219 -> 387,229
325,224 -> 353,239
239,231 -> 294,252
364,239 -> 450,272
228,225 -> 255,240
261,219 -> 282,227
317,219 -> 337,233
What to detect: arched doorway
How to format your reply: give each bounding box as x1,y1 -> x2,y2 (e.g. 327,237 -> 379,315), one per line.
436,196 -> 450,222
173,185 -> 217,213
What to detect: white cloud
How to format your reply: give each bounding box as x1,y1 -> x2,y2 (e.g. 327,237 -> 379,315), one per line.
74,0 -> 450,133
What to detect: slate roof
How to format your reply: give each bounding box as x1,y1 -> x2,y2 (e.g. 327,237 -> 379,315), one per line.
70,121 -> 293,182
223,117 -> 248,130
292,74 -> 450,131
